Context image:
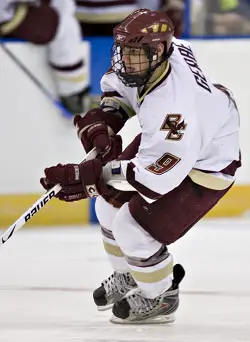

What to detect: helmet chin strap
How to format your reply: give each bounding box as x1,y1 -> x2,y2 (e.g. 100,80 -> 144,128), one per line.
143,57 -> 166,84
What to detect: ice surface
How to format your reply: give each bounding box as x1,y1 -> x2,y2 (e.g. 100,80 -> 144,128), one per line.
0,218 -> 249,342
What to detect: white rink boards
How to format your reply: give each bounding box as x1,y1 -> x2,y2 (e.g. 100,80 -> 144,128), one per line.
0,219 -> 249,342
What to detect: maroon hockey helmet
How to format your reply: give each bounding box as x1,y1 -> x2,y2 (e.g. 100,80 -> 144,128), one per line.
112,9 -> 174,87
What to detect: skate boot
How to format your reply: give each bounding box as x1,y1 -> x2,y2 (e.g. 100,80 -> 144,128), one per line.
60,87 -> 91,115
93,271 -> 137,311
110,264 -> 185,324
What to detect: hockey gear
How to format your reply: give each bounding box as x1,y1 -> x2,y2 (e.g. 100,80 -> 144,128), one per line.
0,184 -> 61,247
112,9 -> 174,87
0,147 -> 96,246
74,109 -> 123,163
60,87 -> 91,115
110,264 -> 185,324
102,160 -> 135,191
40,158 -> 109,201
93,271 -> 137,311
40,171 -> 88,202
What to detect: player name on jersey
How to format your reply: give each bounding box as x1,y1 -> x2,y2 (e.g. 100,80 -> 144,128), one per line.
174,42 -> 211,93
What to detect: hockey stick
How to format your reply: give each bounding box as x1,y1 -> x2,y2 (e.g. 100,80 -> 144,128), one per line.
0,42 -> 73,118
0,147 -> 97,246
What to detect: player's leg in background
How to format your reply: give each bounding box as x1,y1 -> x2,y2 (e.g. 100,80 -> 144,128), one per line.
48,0 -> 91,115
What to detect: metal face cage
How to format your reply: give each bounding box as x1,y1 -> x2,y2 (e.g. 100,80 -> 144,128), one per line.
111,43 -> 160,87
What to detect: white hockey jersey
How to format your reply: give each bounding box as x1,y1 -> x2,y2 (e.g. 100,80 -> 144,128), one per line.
101,38 -> 240,200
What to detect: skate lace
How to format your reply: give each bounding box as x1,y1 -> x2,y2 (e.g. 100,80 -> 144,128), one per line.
127,291 -> 159,315
102,272 -> 135,297
127,287 -> 179,316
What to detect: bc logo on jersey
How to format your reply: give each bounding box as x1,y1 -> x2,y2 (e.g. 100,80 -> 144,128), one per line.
161,114 -> 187,141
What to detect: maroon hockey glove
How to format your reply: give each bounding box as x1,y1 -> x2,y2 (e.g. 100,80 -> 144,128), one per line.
101,134 -> 123,163
40,178 -> 88,202
40,159 -> 110,202
74,109 -> 123,164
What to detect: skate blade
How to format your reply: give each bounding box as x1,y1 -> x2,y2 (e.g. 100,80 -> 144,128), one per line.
97,303 -> 113,312
109,314 -> 175,325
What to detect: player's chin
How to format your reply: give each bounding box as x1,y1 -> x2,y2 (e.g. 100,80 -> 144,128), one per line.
126,67 -> 137,73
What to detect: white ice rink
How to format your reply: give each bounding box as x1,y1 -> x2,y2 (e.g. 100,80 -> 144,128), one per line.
0,218 -> 249,342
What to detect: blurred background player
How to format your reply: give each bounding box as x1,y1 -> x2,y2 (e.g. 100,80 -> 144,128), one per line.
206,0 -> 250,35
76,0 -> 185,37
160,0 -> 185,37
191,0 -> 250,35
0,0 -> 90,115
40,8 -> 241,324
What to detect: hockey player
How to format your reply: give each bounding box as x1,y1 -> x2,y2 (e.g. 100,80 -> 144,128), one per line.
76,0 -> 184,37
0,0 -> 90,114
40,9 -> 241,324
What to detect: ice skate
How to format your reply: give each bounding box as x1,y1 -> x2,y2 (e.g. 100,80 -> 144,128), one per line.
93,271 -> 137,311
110,264 -> 185,324
60,87 -> 91,115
